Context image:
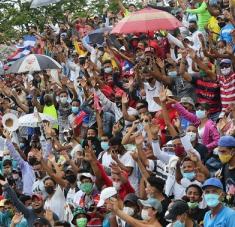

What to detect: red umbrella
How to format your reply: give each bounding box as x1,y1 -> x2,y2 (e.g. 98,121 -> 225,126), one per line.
111,7 -> 182,34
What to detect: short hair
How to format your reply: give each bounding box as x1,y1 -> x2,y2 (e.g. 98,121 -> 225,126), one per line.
103,59 -> 112,65
58,90 -> 68,96
54,221 -> 71,227
147,176 -> 165,192
3,159 -> 12,167
186,184 -> 203,197
43,176 -> 56,186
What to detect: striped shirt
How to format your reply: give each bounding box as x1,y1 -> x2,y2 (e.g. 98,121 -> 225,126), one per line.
218,73 -> 235,111
191,76 -> 221,114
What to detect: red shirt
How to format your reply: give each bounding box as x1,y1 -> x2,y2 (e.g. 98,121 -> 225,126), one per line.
96,161 -> 135,200
218,73 -> 235,111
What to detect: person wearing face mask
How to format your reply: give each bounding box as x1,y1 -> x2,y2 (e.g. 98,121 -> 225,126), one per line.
165,200 -> 196,227
186,1 -> 211,32
121,193 -> 140,227
218,59 -> 235,111
174,102 -> 220,153
71,207 -> 88,227
186,125 -> 208,162
184,184 -> 208,225
73,173 -> 100,212
144,176 -> 171,226
42,94 -> 58,129
43,177 -> 66,220
202,177 -> 235,227
217,136 -> 235,206
176,156 -> 209,193
110,197 -> 162,227
0,179 -> 59,226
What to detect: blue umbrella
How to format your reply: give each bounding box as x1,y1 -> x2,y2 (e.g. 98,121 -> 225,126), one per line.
30,0 -> 61,8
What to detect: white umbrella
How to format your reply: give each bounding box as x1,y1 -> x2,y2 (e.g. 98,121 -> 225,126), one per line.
30,0 -> 61,8
7,54 -> 62,74
18,113 -> 57,128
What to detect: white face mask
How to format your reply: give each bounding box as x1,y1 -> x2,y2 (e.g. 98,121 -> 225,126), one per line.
60,97 -> 67,104
97,50 -> 104,58
186,131 -> 197,142
112,181 -> 121,191
104,67 -> 113,74
141,209 -> 150,220
221,67 -> 231,76
123,206 -> 135,216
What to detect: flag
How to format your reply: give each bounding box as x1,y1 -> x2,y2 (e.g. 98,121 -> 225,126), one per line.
7,35 -> 36,62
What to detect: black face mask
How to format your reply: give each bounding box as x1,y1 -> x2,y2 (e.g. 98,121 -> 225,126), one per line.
188,27 -> 196,33
33,206 -> 44,213
87,136 -> 95,141
218,22 -> 226,28
65,175 -> 77,184
28,157 -> 37,166
45,186 -> 55,195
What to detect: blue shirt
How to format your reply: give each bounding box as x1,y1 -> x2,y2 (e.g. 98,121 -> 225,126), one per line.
204,206 -> 235,227
219,23 -> 235,44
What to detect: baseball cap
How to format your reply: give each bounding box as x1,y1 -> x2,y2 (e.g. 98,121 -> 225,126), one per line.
97,187 -> 117,207
32,194 -> 44,201
220,59 -> 232,65
78,172 -> 95,182
180,97 -> 195,107
72,207 -> 87,224
218,135 -> 235,147
165,200 -> 189,221
202,177 -> 224,190
124,193 -> 139,205
138,198 -> 162,213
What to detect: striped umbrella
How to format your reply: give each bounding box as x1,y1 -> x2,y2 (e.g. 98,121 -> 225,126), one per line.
111,7 -> 182,34
7,54 -> 62,74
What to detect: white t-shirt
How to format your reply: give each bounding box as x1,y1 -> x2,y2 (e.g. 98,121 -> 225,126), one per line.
144,81 -> 162,112
44,185 -> 66,220
119,151 -> 138,192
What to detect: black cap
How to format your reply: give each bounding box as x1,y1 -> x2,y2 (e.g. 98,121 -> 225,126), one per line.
124,193 -> 139,205
165,200 -> 189,221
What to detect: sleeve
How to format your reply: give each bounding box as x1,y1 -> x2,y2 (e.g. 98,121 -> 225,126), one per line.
5,140 -> 26,169
206,123 -> 220,150
3,184 -> 30,218
180,135 -> 201,159
173,102 -> 200,127
96,161 -> 113,187
151,141 -> 171,164
186,2 -> 207,14
82,36 -> 94,53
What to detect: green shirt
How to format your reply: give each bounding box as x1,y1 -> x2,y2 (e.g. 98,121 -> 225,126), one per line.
186,2 -> 211,31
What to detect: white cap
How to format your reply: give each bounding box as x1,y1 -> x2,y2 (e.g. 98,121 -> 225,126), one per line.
78,173 -> 95,182
97,187 -> 117,207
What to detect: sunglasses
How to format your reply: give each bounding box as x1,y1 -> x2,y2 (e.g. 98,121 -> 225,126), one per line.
220,64 -> 231,69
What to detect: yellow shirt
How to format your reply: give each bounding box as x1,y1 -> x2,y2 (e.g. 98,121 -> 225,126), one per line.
43,105 -> 58,129
74,41 -> 87,56
207,16 -> 220,41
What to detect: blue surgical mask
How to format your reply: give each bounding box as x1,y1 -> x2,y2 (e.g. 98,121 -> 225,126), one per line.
168,71 -> 177,78
101,141 -> 109,151
173,220 -> 185,227
204,193 -> 220,207
196,109 -> 206,119
182,171 -> 196,180
72,106 -> 79,114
